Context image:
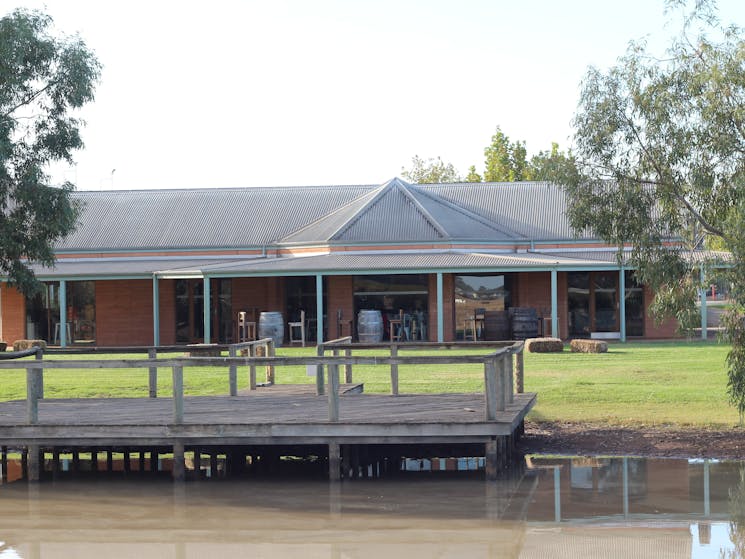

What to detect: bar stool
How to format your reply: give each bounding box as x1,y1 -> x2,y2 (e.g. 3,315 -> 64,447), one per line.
463,316 -> 476,341
53,323 -> 72,345
389,309 -> 405,342
337,309 -> 353,339
238,310 -> 257,342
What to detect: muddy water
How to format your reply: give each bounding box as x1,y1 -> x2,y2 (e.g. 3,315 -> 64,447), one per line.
0,456 -> 742,558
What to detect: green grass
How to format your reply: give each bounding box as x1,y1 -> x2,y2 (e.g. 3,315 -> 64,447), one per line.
0,341 -> 735,427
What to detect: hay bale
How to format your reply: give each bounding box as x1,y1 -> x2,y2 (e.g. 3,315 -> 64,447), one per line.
525,337 -> 564,353
570,339 -> 608,353
184,344 -> 221,357
12,339 -> 47,352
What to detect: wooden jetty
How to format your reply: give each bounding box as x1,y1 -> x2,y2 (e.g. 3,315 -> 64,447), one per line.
0,340 -> 535,482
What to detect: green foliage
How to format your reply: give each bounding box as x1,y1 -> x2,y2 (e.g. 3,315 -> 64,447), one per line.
464,165 -> 482,183
401,154 -> 461,184
529,142 -> 578,183
483,126 -> 532,182
0,9 -> 100,294
561,1 -> 745,414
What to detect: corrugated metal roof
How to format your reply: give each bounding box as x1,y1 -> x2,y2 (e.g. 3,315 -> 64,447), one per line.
27,257 -> 242,278
57,185 -> 377,251
54,179 -> 584,251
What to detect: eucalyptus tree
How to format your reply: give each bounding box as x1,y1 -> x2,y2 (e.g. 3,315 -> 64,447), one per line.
0,9 -> 100,294
401,154 -> 461,184
561,1 -> 745,417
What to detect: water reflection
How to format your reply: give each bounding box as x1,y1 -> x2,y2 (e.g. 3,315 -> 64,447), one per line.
1,456 -> 745,557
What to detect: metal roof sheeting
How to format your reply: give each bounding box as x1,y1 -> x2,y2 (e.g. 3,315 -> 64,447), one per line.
56,179 -> 585,251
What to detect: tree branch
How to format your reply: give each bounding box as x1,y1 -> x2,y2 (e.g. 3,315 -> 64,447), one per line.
0,80 -> 58,120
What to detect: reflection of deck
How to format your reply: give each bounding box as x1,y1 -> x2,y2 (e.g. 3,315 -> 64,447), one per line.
0,390 -> 536,446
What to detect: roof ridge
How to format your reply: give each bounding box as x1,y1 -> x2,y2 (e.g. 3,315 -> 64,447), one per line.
393,180 -> 449,239
409,184 -> 526,240
278,186 -> 385,243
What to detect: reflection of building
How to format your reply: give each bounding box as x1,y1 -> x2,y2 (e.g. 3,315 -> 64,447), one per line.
0,178 -> 725,346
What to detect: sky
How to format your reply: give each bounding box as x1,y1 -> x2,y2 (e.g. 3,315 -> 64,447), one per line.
3,0 -> 745,190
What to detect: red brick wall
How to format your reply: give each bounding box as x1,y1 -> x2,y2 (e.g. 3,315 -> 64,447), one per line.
1,283 -> 26,344
158,280 -> 176,345
643,285 -> 680,338
95,280 -> 154,346
327,275 -> 354,340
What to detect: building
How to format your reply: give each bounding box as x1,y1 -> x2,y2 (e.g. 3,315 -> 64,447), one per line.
0,178 -> 705,347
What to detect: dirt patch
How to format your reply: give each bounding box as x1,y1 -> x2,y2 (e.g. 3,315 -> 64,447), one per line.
520,420 -> 745,460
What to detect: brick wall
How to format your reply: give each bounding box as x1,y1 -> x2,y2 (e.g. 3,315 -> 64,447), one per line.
643,285 -> 680,338
1,283 -> 26,344
158,280 -> 176,345
327,275 -> 354,339
96,280 -> 154,346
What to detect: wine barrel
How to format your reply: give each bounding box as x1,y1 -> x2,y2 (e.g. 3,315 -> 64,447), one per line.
357,310 -> 383,343
484,310 -> 510,340
509,307 -> 539,340
258,311 -> 284,347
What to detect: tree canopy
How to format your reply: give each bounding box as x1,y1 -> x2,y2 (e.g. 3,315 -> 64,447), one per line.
0,9 -> 100,294
401,155 -> 461,184
561,1 -> 745,417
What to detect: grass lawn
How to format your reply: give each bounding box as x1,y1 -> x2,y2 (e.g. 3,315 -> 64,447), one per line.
0,340 -> 734,427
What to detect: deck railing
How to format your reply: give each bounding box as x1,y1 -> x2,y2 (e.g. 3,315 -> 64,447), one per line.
0,341 -> 525,425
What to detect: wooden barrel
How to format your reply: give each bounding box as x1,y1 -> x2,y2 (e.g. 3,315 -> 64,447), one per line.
357,310 -> 383,343
258,312 -> 284,347
509,307 -> 539,340
484,311 -> 510,340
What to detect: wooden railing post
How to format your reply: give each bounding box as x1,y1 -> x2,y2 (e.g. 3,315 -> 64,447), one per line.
26,366 -> 39,425
484,358 -> 497,420
249,343 -> 257,390
515,348 -> 524,394
344,347 -> 353,383
390,344 -> 399,396
35,347 -> 43,399
506,351 -> 514,403
316,344 -> 325,395
266,340 -> 275,384
228,345 -> 238,396
148,348 -> 158,398
328,362 -> 340,422
497,355 -> 507,412
172,366 -> 184,423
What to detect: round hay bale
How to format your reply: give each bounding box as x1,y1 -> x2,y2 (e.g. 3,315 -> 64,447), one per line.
525,337 -> 564,353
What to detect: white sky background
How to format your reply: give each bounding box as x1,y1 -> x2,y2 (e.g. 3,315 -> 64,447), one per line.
4,0 -> 745,190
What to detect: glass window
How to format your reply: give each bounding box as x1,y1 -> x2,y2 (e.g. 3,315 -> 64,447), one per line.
625,271 -> 644,337
353,274 -> 428,341
568,272 -> 590,336
454,274 -> 512,340
593,272 -> 618,332
69,281 -> 96,343
24,282 -> 60,342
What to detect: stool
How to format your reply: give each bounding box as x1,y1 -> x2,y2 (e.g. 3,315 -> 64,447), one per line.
288,310 -> 306,346
389,309 -> 404,342
53,323 -> 72,345
463,317 -> 476,341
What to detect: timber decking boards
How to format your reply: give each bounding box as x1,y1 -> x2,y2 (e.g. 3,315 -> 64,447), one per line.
0,392 -> 535,426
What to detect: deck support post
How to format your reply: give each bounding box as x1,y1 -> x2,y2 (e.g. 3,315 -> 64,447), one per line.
27,445 -> 40,482
506,352 -> 514,403
148,348 -> 158,398
485,439 -> 498,481
515,350 -> 524,393
228,345 -> 238,396
315,344 -> 325,395
172,366 -> 184,423
328,363 -> 340,422
484,358 -> 497,420
1,445 -> 7,482
554,466 -> 561,522
390,344 -> 399,395
173,442 -> 185,482
328,443 -> 341,482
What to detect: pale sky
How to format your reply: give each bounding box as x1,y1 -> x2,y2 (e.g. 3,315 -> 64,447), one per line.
4,0 -> 745,190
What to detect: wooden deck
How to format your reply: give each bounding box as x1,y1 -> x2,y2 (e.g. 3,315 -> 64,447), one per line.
0,389 -> 536,446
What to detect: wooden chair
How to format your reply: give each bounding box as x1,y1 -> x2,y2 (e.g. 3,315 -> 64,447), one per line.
237,309 -> 257,342
337,308 -> 353,339
389,309 -> 405,342
288,310 -> 306,346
